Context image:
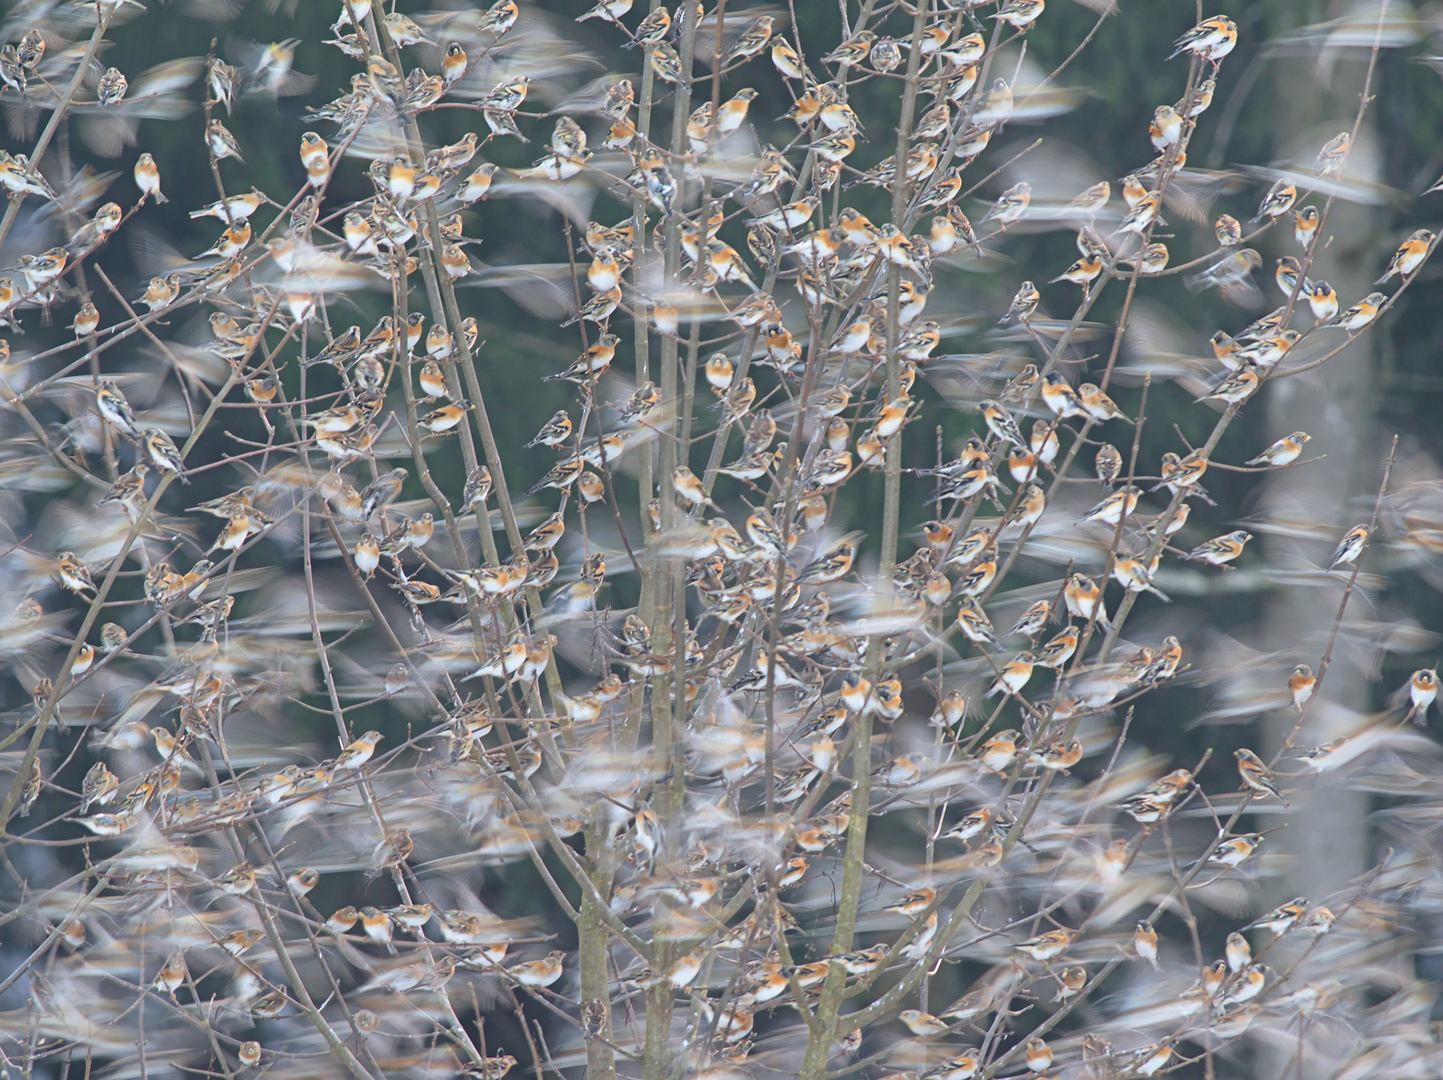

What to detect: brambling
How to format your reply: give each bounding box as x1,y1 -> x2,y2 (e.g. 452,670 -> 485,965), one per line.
1131,1038 -> 1177,1078
1377,228 -> 1433,283
1007,446 -> 1039,483
1132,241 -> 1170,274
940,807 -> 992,843
94,379 -> 139,435
979,181 -> 1031,226
209,509 -> 260,553
952,543 -> 1000,593
1234,747 -> 1288,805
1211,833 -> 1263,870
972,77 -> 1013,128
1330,523 -> 1369,567
757,35 -> 804,83
1118,173 -> 1149,209
999,280 -> 1040,325
1180,73 -> 1217,114
1197,362 -> 1259,405
1327,290 -> 1384,333
383,11 -> 435,46
1113,553 -> 1169,599
822,29 -> 875,66
977,730 -> 1019,772
190,191 -> 264,226
334,730 -> 383,771
528,458 -> 584,495
15,30 -> 42,73
954,598 -> 1001,649
722,16 -> 773,67
1030,739 -> 1083,772
1184,529 -> 1251,567
55,551 -> 96,596
1283,664 -> 1318,712
1299,905 -> 1336,937
1275,255 -> 1309,298
993,0 -> 1044,29
1086,442 -> 1122,489
1214,213 -> 1242,247
552,331 -> 620,383
1078,382 -> 1129,423
66,299 -> 102,340
1304,127 -> 1351,177
508,950 -> 566,987
1218,931 -> 1254,977
196,221 -> 251,260
360,468 -> 407,518
1150,104 -> 1184,149
1039,372 -> 1084,418
1050,252 -> 1104,288
985,652 -> 1036,698
1292,204 -> 1319,250
1015,928 -> 1075,962
1113,192 -> 1161,236
867,35 -> 903,72
1011,481 -> 1047,528
149,952 -> 187,997
1307,280 -> 1339,322
516,410 -> 572,453
1406,667 -> 1438,724
1169,15 -> 1237,63
206,118 -> 244,162
346,531 -> 379,580
1243,896 -> 1307,935
446,162 -> 498,207
1065,572 -> 1110,627
1021,1038 -> 1053,1074
1034,625 -> 1079,669
1251,177 -> 1296,222
449,467 -> 492,517
139,426 -> 187,481
95,65 -> 127,106
1023,423 -> 1057,474
1080,486 -> 1139,526
139,274 -> 180,312
1065,179 -> 1111,219
973,401 -> 1026,451
625,5 -> 671,48
885,887 -> 939,921
1131,920 -> 1159,966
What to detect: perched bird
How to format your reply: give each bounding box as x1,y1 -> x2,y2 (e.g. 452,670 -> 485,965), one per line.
1322,294 -> 1380,338
1183,530 -> 1251,567
1246,431 -> 1310,466
1289,664 -> 1316,710
1251,178 -> 1296,222
1329,524 -> 1369,568
1243,897 -> 1309,935
143,428 -> 188,482
1234,748 -> 1289,806
1406,668 -> 1437,725
1168,15 -> 1238,64
979,182 -> 1031,226
96,66 -> 127,106
999,281 -> 1040,325
207,119 -> 246,162
1376,229 -> 1433,284
1133,920 -> 1159,967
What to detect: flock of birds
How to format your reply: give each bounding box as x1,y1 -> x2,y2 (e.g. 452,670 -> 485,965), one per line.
0,0 -> 1441,1079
